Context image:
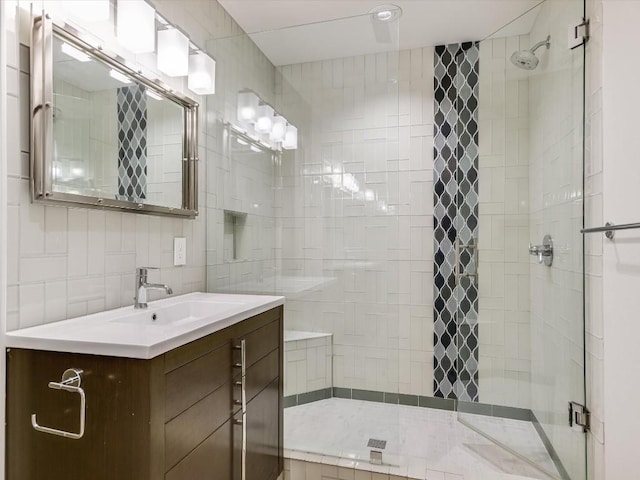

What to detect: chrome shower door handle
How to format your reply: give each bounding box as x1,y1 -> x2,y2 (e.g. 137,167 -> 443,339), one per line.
31,368 -> 86,440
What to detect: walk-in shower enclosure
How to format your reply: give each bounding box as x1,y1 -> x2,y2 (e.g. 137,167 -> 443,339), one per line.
203,0 -> 587,477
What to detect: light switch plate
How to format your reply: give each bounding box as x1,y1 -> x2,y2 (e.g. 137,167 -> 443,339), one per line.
173,237 -> 186,266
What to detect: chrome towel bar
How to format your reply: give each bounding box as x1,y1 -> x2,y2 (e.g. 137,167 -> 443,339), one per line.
581,221 -> 640,239
31,368 -> 86,440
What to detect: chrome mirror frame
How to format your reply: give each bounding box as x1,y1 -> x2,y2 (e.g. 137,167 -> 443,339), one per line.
31,13 -> 199,218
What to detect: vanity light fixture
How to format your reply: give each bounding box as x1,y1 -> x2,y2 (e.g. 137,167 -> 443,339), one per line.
237,91 -> 260,122
269,116 -> 287,142
282,125 -> 298,150
62,0 -> 110,22
157,28 -> 189,77
188,52 -> 216,95
116,0 -> 156,54
254,104 -> 274,134
61,42 -> 91,62
109,68 -> 131,84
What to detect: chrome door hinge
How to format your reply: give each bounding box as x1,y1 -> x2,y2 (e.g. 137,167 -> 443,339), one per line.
569,401 -> 591,432
569,19 -> 590,49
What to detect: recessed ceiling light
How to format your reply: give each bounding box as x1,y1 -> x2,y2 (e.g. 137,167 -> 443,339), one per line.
369,4 -> 402,22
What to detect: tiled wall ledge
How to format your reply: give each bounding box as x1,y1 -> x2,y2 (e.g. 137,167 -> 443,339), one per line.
283,454 -> 462,480
284,330 -> 333,398
284,386 -> 532,423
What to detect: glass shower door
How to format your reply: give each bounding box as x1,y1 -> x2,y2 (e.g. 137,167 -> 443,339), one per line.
455,0 -> 587,478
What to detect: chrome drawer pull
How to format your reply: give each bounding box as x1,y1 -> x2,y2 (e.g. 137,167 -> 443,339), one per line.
31,368 -> 86,440
233,339 -> 247,480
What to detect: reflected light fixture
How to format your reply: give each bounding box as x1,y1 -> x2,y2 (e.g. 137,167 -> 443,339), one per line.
63,0 -> 110,22
188,52 -> 216,95
117,0 -> 156,53
255,104 -> 274,134
269,116 -> 287,142
146,90 -> 163,101
282,125 -> 298,150
61,42 -> 91,62
109,69 -> 131,84
157,28 -> 189,77
237,91 -> 259,122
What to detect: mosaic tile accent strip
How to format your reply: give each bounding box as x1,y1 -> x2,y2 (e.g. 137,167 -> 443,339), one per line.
433,42 -> 480,402
117,85 -> 147,201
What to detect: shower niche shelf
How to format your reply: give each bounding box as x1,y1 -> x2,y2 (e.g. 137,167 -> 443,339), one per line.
224,210 -> 248,262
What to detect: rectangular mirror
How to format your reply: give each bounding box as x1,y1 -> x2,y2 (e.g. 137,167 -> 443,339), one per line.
31,15 -> 199,218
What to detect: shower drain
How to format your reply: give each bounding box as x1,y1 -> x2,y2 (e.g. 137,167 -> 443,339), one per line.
367,438 -> 387,449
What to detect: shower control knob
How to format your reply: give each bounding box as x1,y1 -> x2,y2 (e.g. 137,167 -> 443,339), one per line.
529,235 -> 554,266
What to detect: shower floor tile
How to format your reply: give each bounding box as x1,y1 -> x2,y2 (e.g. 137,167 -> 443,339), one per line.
284,398 -> 559,480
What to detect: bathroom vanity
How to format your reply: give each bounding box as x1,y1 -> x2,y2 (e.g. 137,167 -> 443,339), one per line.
5,293 -> 284,480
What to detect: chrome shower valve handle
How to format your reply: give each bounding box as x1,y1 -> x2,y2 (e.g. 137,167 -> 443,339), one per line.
529,235 -> 554,266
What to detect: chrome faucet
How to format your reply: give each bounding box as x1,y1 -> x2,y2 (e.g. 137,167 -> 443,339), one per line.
134,267 -> 173,309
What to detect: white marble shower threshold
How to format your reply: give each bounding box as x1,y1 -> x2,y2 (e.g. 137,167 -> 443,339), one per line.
284,398 -> 560,480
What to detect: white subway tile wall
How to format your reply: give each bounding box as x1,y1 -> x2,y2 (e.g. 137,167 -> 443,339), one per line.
275,47 -> 435,396
477,35 -> 532,409
6,0 -> 276,330
284,332 -> 333,397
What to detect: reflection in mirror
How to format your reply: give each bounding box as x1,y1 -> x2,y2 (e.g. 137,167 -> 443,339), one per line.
31,14 -> 198,218
52,35 -> 185,209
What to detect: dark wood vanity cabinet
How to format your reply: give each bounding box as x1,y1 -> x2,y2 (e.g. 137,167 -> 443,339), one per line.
6,306 -> 284,480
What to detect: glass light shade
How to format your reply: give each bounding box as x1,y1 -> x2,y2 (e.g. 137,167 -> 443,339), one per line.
188,52 -> 216,95
61,43 -> 91,62
269,116 -> 287,142
254,105 -> 274,134
117,0 -> 155,54
157,28 -> 189,77
283,125 -> 298,150
237,91 -> 259,122
63,0 -> 110,22
109,69 -> 131,84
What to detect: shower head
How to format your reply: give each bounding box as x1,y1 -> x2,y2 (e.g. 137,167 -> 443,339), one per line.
510,35 -> 551,70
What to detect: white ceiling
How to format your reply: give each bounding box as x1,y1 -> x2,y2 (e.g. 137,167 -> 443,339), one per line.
217,0 -> 544,65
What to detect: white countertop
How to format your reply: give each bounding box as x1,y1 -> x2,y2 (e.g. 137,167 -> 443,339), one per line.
5,292 -> 284,359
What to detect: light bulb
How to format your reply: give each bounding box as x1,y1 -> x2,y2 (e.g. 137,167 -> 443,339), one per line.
188,52 -> 216,95
61,43 -> 91,62
282,125 -> 298,150
269,116 -> 287,142
62,0 -> 110,22
237,91 -> 259,122
255,105 -> 274,134
157,28 -> 189,77
117,0 -> 155,54
109,69 -> 131,84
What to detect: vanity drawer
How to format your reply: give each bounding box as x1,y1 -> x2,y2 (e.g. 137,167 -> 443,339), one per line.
165,418 -> 232,480
165,342 -> 232,421
165,381 -> 234,471
237,318 -> 280,368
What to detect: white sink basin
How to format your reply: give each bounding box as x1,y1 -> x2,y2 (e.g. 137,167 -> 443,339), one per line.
5,292 -> 285,359
112,301 -> 244,327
